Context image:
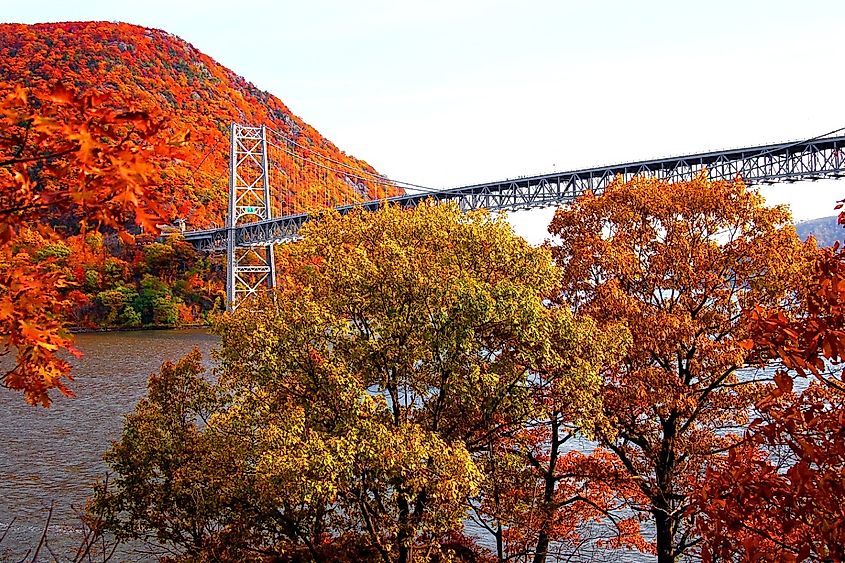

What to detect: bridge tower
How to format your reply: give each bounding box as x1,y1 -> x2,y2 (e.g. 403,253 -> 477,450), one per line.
226,123 -> 276,311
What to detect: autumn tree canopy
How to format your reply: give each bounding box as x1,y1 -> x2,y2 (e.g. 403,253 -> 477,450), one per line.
0,84 -> 184,405
547,173 -> 817,562
696,241 -> 845,561
93,203 -> 612,562
469,318 -> 647,563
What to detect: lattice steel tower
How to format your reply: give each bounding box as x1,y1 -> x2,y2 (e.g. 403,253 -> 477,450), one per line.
226,123 -> 276,311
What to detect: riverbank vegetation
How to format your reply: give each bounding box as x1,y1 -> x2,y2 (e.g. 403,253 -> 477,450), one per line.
90,182 -> 845,562
19,230 -> 224,330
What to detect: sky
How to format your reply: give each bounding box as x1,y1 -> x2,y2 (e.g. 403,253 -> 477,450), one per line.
4,0 -> 845,242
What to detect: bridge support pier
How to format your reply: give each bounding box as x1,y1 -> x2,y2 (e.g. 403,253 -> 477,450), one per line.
226,123 -> 276,311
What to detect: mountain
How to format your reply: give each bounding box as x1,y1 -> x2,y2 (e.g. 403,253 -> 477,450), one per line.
0,21 -> 398,228
0,21 -> 398,329
795,216 -> 843,248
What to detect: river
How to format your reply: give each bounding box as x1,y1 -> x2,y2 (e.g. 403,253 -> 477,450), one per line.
0,330 -> 218,561
0,330 -> 648,562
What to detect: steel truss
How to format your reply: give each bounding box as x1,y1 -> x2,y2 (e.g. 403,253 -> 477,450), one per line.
225,124 -> 276,310
186,131 -> 845,253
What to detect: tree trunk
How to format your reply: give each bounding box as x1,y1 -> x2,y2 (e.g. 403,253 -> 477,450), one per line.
652,408 -> 680,563
495,520 -> 504,563
397,493 -> 410,563
654,507 -> 676,563
533,530 -> 550,563
532,415 -> 560,563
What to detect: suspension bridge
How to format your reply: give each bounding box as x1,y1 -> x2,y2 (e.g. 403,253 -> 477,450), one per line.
182,123 -> 845,310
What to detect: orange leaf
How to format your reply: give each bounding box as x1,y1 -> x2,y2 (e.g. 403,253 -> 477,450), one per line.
118,231 -> 135,245
774,371 -> 793,394
47,82 -> 75,105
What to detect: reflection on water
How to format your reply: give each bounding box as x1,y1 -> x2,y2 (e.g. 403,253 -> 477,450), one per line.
0,330 -> 217,560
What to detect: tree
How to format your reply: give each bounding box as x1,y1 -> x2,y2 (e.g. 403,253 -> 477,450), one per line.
468,316 -> 649,563
695,243 -> 845,561
91,349 -> 227,557
94,203 -> 608,562
0,83 -> 182,405
474,438 -> 651,563
547,173 -> 816,561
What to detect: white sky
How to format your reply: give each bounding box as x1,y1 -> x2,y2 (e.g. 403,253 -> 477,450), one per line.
4,0 -> 845,242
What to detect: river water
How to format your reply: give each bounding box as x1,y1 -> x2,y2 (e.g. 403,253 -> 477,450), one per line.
0,330 -> 648,562
0,330 -> 218,561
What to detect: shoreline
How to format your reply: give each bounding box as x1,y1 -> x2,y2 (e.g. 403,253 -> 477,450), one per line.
69,323 -> 211,334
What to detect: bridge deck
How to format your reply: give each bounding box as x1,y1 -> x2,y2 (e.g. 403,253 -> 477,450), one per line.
184,134 -> 845,250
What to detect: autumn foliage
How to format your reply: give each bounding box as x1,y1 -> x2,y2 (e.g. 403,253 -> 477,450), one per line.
0,83 -> 181,405
0,20 -> 400,322
1,20 -> 401,404
0,21 -> 400,225
6,18 -> 845,563
84,172 -> 845,561
547,173 -> 817,562
93,203 -> 614,562
696,243 -> 845,561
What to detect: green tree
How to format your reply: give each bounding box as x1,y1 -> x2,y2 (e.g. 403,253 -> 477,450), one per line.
152,295 -> 180,326
134,274 -> 180,326
96,286 -> 139,327
142,241 -> 178,280
34,241 -> 72,264
84,268 -> 101,292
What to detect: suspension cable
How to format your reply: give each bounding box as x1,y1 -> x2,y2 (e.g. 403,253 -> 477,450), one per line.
265,126 -> 441,193
265,138 -> 443,195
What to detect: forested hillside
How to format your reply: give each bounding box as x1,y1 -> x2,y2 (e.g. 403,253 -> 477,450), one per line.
795,215 -> 843,247
0,21 -> 397,328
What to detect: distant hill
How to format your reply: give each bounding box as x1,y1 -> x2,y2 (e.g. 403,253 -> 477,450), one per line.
795,216 -> 843,248
0,21 -> 398,228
